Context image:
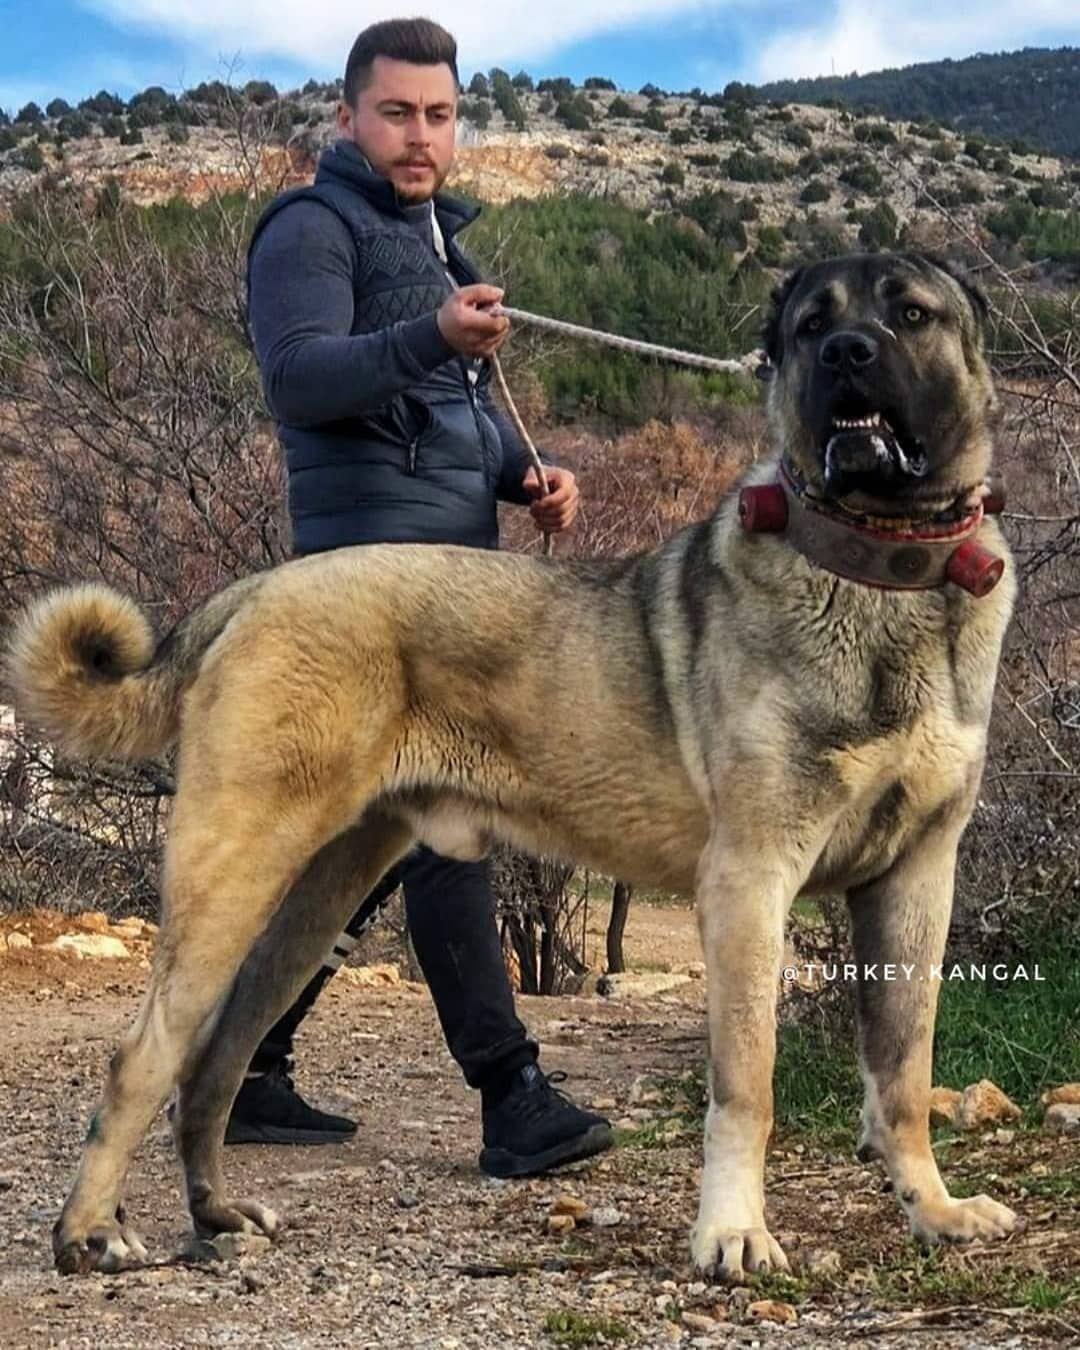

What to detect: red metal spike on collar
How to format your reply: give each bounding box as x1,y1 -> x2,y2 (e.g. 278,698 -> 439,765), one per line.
738,465 -> 1006,598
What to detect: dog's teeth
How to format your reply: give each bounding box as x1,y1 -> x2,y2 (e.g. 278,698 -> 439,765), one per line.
833,415 -> 883,430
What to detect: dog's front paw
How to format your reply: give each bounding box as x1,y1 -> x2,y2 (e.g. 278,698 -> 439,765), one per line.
908,1193 -> 1019,1246
53,1207 -> 148,1276
190,1192 -> 280,1244
691,1218 -> 790,1282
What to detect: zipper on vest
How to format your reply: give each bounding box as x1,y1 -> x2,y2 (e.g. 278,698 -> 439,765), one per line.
465,375 -> 494,485
407,436 -> 419,475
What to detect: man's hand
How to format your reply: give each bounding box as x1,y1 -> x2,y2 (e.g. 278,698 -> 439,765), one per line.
522,466 -> 579,534
437,284 -> 510,358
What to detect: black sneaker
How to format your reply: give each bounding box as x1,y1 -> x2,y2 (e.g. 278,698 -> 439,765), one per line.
224,1060 -> 358,1146
479,1065 -> 614,1179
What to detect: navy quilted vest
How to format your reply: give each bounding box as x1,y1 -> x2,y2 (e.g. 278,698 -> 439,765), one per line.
247,140 -> 506,556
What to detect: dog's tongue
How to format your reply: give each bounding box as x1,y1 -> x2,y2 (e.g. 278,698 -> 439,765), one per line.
824,430 -> 928,498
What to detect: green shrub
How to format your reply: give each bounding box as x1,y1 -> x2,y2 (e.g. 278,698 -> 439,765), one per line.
57,112 -> 92,139
725,148 -> 784,183
756,225 -> 786,266
1028,183 -> 1070,209
643,107 -> 666,132
800,178 -> 831,204
839,159 -> 882,193
18,141 -> 45,171
858,200 -> 898,249
243,80 -> 278,106
557,105 -> 590,132
459,98 -> 491,129
661,161 -> 685,186
608,96 -> 633,119
853,122 -> 897,146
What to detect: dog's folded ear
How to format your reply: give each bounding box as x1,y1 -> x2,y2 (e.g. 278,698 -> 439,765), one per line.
761,267 -> 805,369
916,252 -> 992,334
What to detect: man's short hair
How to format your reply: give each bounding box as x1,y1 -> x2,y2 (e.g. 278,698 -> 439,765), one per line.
344,18 -> 460,107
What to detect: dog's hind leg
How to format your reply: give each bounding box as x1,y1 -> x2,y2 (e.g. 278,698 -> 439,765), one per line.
51,784 -> 367,1276
847,824 -> 1018,1248
173,810 -> 413,1243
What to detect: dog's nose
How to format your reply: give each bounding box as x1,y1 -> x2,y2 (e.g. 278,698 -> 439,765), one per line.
819,330 -> 879,371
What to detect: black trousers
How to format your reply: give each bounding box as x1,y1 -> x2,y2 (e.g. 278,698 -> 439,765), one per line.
250,847 -> 538,1091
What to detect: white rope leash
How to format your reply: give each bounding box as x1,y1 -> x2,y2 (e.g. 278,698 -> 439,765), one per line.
491,351 -> 553,557
487,305 -> 759,558
492,304 -> 759,377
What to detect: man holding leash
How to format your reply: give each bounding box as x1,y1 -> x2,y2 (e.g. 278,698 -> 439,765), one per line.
241,17 -> 612,1177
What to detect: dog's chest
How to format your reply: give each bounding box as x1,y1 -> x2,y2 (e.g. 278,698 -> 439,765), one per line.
813,709 -> 984,890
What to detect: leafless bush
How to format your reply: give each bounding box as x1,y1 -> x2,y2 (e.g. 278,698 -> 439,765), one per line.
0,108 -> 288,917
491,847 -> 588,994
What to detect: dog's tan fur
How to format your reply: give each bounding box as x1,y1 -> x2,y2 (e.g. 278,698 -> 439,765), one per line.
8,252 -> 1019,1279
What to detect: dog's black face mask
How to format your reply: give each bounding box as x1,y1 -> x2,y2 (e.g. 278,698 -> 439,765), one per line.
813,327 -> 930,499
761,252 -> 996,516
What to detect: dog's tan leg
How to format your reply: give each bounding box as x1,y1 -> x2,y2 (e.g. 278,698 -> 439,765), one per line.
175,811 -> 413,1241
847,828 -> 1018,1247
690,832 -> 799,1282
51,788 -> 360,1276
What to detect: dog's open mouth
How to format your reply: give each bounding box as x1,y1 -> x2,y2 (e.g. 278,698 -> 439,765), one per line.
822,404 -> 929,500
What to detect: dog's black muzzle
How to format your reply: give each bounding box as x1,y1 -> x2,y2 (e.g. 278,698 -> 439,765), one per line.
809,330 -> 929,500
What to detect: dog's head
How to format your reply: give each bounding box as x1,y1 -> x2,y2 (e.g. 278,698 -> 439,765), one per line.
761,252 -> 996,515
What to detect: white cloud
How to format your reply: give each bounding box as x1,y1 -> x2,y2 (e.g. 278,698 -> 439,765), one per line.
81,0 -> 712,75
754,0 -> 1080,82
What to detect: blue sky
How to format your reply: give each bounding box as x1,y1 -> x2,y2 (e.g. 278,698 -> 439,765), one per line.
4,0 -> 1080,115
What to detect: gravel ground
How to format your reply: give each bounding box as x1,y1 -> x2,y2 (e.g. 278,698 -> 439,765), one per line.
0,913 -> 1076,1349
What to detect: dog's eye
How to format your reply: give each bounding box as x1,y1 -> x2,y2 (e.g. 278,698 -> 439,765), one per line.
801,315 -> 824,335
903,305 -> 928,325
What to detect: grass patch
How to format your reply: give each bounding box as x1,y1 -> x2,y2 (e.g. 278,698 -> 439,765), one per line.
1017,1162 -> 1080,1201
543,1310 -> 630,1346
747,1270 -> 811,1302
772,937 -> 1079,1138
931,940 -> 1080,1109
616,1069 -> 706,1149
872,1249 -> 1080,1311
773,1016 -> 862,1138
1022,1276 -> 1080,1312
614,1119 -> 688,1149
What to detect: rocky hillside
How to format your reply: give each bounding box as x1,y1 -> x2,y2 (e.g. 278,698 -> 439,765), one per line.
2,80 -> 1076,267
755,45 -> 1080,159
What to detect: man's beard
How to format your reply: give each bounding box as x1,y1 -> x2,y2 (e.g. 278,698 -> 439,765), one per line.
392,162 -> 449,203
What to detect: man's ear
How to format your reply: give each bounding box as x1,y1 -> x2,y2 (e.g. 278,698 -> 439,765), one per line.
761,266 -> 804,369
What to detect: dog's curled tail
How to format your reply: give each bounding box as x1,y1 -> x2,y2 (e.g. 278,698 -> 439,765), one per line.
5,584 -> 182,760
5,577 -> 263,761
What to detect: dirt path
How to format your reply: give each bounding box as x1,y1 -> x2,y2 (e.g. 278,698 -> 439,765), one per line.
0,912 -> 1076,1349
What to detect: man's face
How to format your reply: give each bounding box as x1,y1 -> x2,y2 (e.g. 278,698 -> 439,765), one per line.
337,55 -> 457,203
